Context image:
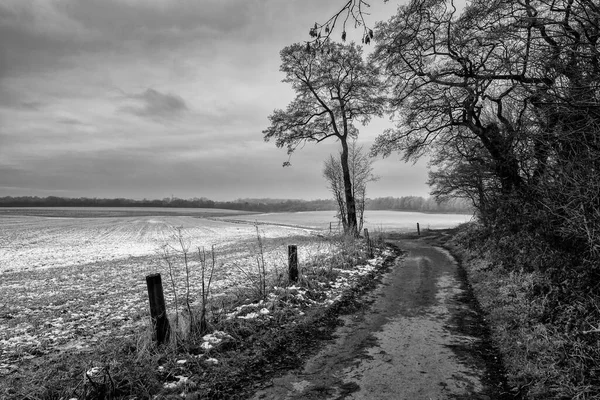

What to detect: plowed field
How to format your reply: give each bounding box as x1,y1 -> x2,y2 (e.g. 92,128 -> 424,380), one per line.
0,215 -> 316,273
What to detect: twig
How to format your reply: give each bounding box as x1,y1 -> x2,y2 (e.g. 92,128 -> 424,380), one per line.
582,328 -> 600,334
198,245 -> 217,334
105,365 -> 115,394
208,244 -> 216,296
176,227 -> 194,326
162,245 -> 179,341
257,225 -> 267,298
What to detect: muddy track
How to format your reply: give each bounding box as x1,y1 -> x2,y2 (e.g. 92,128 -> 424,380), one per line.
252,233 -> 512,400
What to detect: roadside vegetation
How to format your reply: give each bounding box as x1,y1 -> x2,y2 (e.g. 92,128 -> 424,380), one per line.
1,227 -> 395,399
447,223 -> 600,399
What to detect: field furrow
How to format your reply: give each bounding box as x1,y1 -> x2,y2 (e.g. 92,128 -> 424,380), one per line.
0,216 -> 313,273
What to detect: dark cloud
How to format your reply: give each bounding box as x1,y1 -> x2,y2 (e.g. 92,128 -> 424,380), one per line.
62,0 -> 252,41
0,0 -> 267,80
0,99 -> 46,110
19,101 -> 45,110
57,117 -> 85,125
119,88 -> 188,119
0,2 -> 94,80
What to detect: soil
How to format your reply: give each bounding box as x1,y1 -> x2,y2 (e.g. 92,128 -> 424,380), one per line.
250,231 -> 512,400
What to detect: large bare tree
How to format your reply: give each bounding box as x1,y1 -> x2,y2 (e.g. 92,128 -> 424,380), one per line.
369,0 -> 599,236
263,42 -> 384,235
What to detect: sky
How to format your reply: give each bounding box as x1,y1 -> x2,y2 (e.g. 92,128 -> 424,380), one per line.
0,0 -> 433,201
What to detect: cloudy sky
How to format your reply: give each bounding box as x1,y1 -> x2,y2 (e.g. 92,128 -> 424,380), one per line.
0,0 -> 431,201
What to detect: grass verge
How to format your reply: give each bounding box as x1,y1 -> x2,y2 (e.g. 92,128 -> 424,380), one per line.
445,223 -> 600,400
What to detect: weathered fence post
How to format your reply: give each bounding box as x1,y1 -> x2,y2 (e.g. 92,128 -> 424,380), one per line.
329,221 -> 332,233
417,223 -> 421,236
146,273 -> 170,345
288,245 -> 298,283
364,228 -> 373,257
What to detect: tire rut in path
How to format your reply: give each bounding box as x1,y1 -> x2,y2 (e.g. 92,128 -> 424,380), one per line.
252,237 -> 510,400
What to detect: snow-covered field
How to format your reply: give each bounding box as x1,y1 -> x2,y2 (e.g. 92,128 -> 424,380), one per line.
0,208 -> 469,372
0,214 -> 329,368
220,210 -> 473,231
0,215 -> 315,273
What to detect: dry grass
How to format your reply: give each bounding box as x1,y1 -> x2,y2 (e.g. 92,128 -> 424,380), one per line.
448,223 -> 600,400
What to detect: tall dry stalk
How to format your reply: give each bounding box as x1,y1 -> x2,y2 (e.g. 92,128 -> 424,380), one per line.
198,245 -> 216,334
230,225 -> 271,301
161,245 -> 180,340
174,227 -> 193,326
255,224 -> 267,300
160,227 -> 196,341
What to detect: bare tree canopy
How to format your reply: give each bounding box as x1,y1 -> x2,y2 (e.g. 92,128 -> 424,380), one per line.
371,0 -> 600,191
306,0 -> 381,45
264,42 -> 384,235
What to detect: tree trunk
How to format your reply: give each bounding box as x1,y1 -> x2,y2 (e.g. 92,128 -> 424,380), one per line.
479,124 -> 522,194
340,138 -> 358,235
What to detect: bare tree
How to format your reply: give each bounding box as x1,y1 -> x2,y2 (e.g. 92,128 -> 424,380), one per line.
323,141 -> 378,233
264,42 -> 384,235
324,153 -> 348,229
370,0 -> 599,212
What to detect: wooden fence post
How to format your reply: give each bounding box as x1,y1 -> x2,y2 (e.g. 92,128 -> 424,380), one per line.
364,228 -> 373,257
417,223 -> 421,236
146,273 -> 170,345
288,245 -> 298,283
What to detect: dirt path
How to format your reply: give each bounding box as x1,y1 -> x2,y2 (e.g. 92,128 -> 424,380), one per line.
252,235 -> 509,400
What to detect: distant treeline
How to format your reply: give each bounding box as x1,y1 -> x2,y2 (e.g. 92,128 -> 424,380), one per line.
366,196 -> 471,213
0,195 -> 473,214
